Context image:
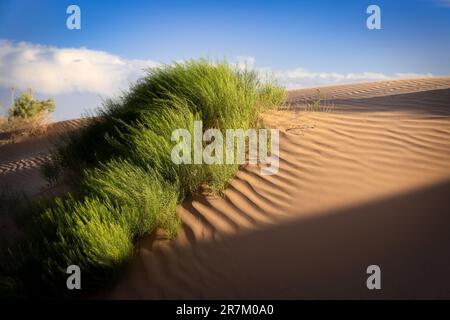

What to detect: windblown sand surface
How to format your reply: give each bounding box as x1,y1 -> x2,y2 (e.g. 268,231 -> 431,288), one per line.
0,119 -> 86,196
1,78 -> 450,299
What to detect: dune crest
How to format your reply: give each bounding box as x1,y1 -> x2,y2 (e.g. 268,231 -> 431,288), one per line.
2,78 -> 450,298
107,77 -> 450,299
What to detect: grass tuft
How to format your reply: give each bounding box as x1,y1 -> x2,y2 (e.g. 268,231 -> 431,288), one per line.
1,60 -> 285,297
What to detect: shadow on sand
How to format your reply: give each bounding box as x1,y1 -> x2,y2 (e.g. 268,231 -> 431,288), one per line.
287,88 -> 450,116
112,178 -> 450,299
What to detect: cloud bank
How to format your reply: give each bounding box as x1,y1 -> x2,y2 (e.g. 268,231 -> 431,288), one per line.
0,41 -> 436,120
234,56 -> 433,89
269,68 -> 434,89
0,41 -> 435,96
0,40 -> 160,95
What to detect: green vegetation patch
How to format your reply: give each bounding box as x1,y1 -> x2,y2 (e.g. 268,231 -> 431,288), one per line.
0,60 -> 285,298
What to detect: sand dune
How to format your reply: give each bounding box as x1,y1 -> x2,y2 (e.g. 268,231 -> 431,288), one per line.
107,77 -> 450,299
0,119 -> 87,196
1,78 -> 450,299
287,76 -> 450,101
105,180 -> 450,299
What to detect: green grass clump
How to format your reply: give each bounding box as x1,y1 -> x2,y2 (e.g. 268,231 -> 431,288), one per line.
256,83 -> 286,112
83,159 -> 181,238
302,89 -> 335,112
57,61 -> 273,167
1,59 -> 285,297
1,196 -> 134,297
34,197 -> 133,282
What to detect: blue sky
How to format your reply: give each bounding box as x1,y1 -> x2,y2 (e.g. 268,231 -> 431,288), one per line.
0,0 -> 449,119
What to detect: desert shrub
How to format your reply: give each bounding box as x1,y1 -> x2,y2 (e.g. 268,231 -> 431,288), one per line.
1,60 -> 285,298
0,91 -> 54,139
8,90 -> 54,119
106,61 -> 258,128
57,60 -> 284,193
57,61 -> 282,167
1,196 -> 134,297
83,159 -> 181,238
257,83 -> 287,112
34,197 -> 133,291
299,89 -> 335,112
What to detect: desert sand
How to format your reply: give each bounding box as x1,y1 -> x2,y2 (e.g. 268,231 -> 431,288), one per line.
0,119 -> 86,196
1,77 -> 450,299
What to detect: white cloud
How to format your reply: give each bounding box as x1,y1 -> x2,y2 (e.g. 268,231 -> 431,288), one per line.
0,42 -> 435,112
236,56 -> 256,70
0,40 -> 160,95
271,69 -> 434,89
232,56 -> 434,89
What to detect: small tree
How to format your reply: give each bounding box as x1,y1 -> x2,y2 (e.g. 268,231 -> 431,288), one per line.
8,90 -> 55,119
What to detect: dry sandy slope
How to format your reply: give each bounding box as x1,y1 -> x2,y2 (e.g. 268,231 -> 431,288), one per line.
0,119 -> 86,196
1,78 -> 450,299
108,77 -> 450,299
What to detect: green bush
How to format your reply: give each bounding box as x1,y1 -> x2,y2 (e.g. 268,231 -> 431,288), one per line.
1,60 -> 285,298
8,90 -> 55,119
4,196 -> 134,297
257,83 -> 287,112
83,159 -> 181,238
